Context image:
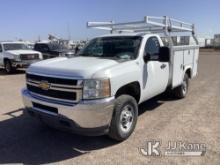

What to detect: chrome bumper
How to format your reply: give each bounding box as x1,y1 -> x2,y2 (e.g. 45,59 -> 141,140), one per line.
12,60 -> 40,68
22,88 -> 115,135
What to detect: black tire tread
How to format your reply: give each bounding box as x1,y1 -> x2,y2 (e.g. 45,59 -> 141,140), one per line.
4,59 -> 14,74
108,95 -> 138,141
173,74 -> 189,99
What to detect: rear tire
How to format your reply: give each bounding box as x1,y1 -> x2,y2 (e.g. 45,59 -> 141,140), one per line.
108,95 -> 138,141
173,74 -> 189,99
4,60 -> 14,74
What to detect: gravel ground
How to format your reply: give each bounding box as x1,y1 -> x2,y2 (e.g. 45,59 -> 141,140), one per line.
0,50 -> 219,165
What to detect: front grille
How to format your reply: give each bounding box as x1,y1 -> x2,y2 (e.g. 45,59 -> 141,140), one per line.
26,74 -> 77,85
20,54 -> 39,60
27,84 -> 77,100
26,73 -> 82,102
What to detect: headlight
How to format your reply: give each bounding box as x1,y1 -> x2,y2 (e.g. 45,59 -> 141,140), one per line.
14,55 -> 21,61
83,79 -> 111,99
39,53 -> 43,60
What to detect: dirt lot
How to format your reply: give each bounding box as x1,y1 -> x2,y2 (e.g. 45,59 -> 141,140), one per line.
0,50 -> 219,165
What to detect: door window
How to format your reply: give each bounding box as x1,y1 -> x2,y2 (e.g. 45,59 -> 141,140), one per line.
0,45 -> 2,52
145,37 -> 160,60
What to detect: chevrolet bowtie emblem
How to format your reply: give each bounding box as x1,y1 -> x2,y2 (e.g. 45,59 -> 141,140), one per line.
39,81 -> 50,90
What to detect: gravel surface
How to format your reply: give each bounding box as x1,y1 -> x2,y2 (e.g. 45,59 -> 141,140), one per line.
0,50 -> 219,165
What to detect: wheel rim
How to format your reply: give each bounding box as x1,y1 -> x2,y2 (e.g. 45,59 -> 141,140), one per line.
182,79 -> 187,95
119,104 -> 134,133
5,62 -> 11,72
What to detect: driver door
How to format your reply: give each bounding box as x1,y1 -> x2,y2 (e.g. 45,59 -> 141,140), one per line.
142,37 -> 169,100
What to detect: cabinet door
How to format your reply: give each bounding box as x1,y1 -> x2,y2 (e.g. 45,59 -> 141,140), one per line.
192,48 -> 199,77
172,50 -> 184,88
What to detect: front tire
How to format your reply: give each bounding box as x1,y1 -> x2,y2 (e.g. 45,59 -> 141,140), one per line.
173,74 -> 189,99
4,60 -> 14,74
108,95 -> 138,141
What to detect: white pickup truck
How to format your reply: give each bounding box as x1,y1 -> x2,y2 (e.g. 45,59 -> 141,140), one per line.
0,42 -> 43,73
22,16 -> 199,141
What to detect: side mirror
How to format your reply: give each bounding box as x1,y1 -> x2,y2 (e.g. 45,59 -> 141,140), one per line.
159,47 -> 170,62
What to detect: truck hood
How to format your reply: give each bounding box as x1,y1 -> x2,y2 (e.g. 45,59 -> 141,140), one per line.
28,57 -> 119,78
6,50 -> 40,55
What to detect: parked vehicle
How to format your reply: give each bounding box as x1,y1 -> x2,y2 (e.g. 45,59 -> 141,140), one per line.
214,34 -> 220,49
22,16 -> 199,141
34,42 -> 75,59
0,41 -> 43,73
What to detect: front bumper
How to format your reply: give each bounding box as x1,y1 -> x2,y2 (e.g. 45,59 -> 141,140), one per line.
12,60 -> 40,68
22,89 -> 115,135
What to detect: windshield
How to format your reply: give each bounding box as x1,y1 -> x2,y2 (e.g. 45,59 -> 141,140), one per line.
78,36 -> 142,60
3,43 -> 29,51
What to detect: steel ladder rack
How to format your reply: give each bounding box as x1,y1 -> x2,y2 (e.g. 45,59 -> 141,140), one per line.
87,16 -> 195,35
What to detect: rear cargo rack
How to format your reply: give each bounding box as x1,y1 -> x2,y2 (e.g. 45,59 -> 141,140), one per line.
87,16 -> 195,34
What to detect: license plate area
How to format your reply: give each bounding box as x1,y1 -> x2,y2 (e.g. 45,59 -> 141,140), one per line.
32,102 -> 58,114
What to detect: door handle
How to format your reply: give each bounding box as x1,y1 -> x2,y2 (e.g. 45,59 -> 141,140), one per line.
160,64 -> 166,69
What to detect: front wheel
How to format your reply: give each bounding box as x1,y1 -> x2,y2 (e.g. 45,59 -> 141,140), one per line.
173,74 -> 189,99
4,60 -> 14,74
108,95 -> 138,141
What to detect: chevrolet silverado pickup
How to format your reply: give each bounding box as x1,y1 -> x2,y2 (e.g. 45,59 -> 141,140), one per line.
0,42 -> 43,73
22,16 -> 199,141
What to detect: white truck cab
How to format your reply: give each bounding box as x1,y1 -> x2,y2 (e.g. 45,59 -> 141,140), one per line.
0,41 -> 43,73
22,16 -> 199,141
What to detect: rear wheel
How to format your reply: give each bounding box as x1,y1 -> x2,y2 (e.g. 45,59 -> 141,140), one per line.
4,60 -> 14,74
108,95 -> 138,141
173,73 -> 189,99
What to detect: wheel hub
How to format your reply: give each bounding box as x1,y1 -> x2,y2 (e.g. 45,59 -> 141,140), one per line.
6,63 -> 11,72
120,105 -> 134,133
182,79 -> 187,94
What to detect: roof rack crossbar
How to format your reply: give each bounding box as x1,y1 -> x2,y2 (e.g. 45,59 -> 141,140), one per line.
87,16 -> 195,34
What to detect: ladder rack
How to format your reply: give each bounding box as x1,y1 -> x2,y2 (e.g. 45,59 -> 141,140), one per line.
87,16 -> 195,34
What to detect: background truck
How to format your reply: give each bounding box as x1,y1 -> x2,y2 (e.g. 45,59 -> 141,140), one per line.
22,16 -> 199,141
0,41 -> 43,73
34,42 -> 75,59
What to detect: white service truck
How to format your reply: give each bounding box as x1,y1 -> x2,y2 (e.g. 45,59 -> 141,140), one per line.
22,16 -> 199,141
0,42 -> 43,73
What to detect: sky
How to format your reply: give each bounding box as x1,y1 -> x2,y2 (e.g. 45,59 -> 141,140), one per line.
0,0 -> 219,41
